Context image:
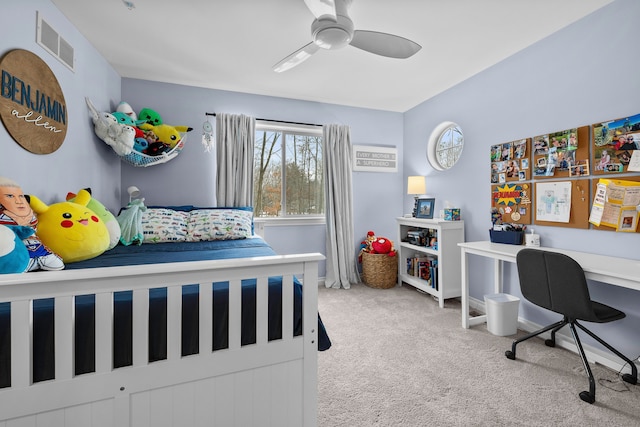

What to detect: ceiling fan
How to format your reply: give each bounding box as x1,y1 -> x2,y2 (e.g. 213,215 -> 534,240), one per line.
273,0 -> 421,72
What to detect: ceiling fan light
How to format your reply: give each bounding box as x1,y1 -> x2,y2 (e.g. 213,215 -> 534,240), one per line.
315,27 -> 352,49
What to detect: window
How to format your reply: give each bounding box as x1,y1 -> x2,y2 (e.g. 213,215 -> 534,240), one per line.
254,123 -> 324,218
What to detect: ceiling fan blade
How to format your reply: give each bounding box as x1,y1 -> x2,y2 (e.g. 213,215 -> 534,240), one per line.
272,42 -> 321,73
304,0 -> 337,20
350,30 -> 421,59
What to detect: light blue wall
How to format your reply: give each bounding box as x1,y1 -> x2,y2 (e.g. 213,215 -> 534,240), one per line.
0,0 -> 121,209
120,78 -> 405,275
404,0 -> 640,355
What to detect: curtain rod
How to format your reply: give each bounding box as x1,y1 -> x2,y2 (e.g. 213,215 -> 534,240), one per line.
205,112 -> 322,127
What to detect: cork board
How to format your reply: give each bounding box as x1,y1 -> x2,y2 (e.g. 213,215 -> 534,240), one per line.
589,175 -> 640,232
533,180 -> 591,229
490,138 -> 530,184
0,49 -> 67,154
591,114 -> 640,175
533,126 -> 590,180
491,182 -> 533,225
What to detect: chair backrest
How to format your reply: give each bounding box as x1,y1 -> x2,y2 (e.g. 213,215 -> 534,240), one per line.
516,248 -> 598,322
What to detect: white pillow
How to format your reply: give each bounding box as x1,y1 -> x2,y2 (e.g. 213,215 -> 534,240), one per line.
140,208 -> 188,243
186,209 -> 253,241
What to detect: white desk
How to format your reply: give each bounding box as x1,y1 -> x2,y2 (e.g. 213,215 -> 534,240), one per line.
459,241 -> 640,329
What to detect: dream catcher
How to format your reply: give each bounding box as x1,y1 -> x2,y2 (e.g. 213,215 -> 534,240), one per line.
202,119 -> 214,152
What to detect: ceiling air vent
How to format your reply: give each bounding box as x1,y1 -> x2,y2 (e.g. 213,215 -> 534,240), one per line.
36,11 -> 75,72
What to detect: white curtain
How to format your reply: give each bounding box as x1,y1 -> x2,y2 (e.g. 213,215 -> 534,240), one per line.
215,113 -> 256,206
323,124 -> 359,289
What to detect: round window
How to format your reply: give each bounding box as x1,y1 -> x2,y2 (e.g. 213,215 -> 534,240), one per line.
427,121 -> 464,170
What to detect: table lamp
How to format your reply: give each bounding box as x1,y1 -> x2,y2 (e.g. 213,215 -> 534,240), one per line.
127,185 -> 141,202
407,176 -> 426,217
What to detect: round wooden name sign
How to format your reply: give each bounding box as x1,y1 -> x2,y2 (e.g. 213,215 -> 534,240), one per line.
0,49 -> 68,154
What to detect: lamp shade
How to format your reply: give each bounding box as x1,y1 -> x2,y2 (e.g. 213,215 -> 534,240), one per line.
127,186 -> 141,198
407,176 -> 426,195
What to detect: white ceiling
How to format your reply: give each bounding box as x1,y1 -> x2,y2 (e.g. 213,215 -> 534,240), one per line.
51,0 -> 613,112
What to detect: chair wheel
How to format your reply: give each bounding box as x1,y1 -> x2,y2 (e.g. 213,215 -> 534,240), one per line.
544,339 -> 555,347
622,373 -> 637,385
579,391 -> 595,404
505,350 -> 515,360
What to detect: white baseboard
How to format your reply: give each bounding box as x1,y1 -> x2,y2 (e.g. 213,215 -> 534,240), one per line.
470,296 -> 640,376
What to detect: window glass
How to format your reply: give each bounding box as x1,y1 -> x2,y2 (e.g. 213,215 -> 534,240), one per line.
254,124 -> 323,218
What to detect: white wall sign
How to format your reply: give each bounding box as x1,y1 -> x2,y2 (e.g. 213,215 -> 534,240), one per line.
353,145 -> 397,172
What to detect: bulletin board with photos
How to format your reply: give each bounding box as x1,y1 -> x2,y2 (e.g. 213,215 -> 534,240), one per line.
490,138 -> 530,184
591,113 -> 640,175
532,126 -> 590,180
489,113 -> 640,232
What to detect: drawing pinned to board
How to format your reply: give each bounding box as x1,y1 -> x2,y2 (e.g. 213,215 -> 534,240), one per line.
535,181 -> 572,223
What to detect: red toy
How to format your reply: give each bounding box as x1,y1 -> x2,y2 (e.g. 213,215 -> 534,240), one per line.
370,237 -> 396,256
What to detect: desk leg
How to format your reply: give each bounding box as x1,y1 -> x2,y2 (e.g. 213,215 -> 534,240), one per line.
461,248 -> 469,328
494,259 -> 503,294
461,249 -> 490,329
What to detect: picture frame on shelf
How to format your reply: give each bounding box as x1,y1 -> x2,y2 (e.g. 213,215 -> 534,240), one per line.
415,198 -> 435,219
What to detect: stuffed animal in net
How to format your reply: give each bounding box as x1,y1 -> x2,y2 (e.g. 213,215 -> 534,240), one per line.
29,189 -> 110,263
66,188 -> 121,250
0,224 -> 32,274
116,101 -> 138,121
85,98 -> 135,156
138,107 -> 163,126
139,122 -> 192,150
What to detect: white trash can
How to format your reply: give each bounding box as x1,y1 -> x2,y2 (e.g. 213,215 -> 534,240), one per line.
484,293 -> 520,336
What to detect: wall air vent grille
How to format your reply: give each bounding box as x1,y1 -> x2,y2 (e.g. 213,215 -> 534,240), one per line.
36,11 -> 75,72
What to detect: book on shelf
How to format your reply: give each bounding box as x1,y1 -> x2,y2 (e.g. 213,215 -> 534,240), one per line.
406,256 -> 437,288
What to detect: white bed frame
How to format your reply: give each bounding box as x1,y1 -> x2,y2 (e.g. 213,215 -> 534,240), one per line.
0,253 -> 323,427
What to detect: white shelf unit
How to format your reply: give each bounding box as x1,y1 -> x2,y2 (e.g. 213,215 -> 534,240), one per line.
396,217 -> 465,308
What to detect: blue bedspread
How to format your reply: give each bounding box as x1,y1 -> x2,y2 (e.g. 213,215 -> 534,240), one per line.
65,237 -> 281,268
0,237 -> 330,386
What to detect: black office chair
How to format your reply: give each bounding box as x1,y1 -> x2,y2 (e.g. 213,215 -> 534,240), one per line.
505,248 -> 637,404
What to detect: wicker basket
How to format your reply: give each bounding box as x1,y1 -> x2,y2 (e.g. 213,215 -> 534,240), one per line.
361,252 -> 398,289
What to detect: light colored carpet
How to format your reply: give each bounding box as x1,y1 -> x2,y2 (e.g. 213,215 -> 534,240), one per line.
317,283 -> 640,426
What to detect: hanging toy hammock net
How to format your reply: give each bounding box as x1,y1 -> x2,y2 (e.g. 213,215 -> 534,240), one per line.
85,97 -> 188,168
118,134 -> 187,167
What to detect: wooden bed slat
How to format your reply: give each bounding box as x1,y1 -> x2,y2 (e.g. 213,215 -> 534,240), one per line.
256,276 -> 268,345
11,300 -> 31,388
167,286 -> 181,361
132,288 -> 149,366
228,279 -> 242,350
55,295 -> 74,380
199,283 -> 212,354
282,274 -> 294,341
95,292 -> 113,373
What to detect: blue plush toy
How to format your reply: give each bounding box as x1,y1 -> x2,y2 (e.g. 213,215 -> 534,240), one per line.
0,224 -> 32,274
